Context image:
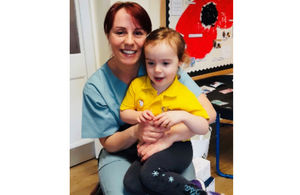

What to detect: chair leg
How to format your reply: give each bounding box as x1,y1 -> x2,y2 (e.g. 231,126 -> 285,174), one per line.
90,182 -> 103,195
216,113 -> 233,179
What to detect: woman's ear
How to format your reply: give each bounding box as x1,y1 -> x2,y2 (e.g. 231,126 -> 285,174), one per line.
106,33 -> 110,40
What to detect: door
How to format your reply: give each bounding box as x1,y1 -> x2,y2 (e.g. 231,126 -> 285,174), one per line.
70,0 -> 96,167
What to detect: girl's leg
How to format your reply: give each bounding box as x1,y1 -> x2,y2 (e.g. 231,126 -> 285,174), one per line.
98,142 -> 197,195
123,160 -> 154,195
139,141 -> 204,195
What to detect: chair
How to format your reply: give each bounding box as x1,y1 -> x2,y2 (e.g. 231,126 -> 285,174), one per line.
215,114 -> 233,179
90,183 -> 103,195
195,74 -> 233,179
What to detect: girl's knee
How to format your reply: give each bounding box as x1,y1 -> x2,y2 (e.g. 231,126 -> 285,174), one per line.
123,175 -> 144,194
123,177 -> 135,193
139,167 -> 160,190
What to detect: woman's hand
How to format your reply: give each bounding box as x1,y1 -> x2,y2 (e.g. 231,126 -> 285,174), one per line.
137,133 -> 174,161
136,121 -> 169,143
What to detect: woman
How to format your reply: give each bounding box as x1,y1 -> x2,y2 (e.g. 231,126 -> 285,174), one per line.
81,2 -> 216,195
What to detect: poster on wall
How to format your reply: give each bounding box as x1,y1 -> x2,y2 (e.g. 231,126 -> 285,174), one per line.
167,0 -> 233,75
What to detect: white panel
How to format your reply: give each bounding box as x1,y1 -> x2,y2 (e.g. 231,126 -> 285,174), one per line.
70,54 -> 86,79
77,0 -> 97,77
90,0 -> 111,68
70,77 -> 87,148
70,0 -> 87,79
148,0 -> 161,29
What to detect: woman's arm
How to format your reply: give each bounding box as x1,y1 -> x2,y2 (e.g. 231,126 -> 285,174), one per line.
198,93 -> 216,124
99,121 -> 165,152
99,124 -> 139,153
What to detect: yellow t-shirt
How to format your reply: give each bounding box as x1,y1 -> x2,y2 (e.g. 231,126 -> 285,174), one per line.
120,76 -> 209,120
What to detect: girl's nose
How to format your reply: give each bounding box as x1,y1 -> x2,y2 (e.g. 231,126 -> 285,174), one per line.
154,65 -> 162,72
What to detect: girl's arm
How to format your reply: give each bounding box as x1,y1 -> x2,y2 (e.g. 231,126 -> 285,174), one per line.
120,109 -> 141,124
138,122 -> 195,161
138,94 -> 216,160
120,109 -> 155,124
180,112 -> 209,134
154,110 -> 209,135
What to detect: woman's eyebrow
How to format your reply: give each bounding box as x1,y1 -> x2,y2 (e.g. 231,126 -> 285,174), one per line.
113,26 -> 126,29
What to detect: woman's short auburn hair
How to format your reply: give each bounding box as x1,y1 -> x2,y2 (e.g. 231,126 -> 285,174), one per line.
104,1 -> 152,35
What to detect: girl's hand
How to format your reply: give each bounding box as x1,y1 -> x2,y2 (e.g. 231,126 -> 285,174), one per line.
153,111 -> 185,128
137,110 -> 155,123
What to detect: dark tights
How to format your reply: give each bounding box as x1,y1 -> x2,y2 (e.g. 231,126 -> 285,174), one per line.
123,141 -> 205,195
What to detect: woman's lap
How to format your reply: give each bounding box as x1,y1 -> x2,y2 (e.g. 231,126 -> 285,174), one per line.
98,147 -> 196,195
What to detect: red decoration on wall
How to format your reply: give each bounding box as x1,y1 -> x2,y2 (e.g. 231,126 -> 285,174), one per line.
176,0 -> 233,59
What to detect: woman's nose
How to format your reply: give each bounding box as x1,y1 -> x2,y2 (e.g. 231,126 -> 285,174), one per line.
125,34 -> 134,45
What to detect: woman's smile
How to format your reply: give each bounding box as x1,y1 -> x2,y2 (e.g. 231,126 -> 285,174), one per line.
120,49 -> 137,55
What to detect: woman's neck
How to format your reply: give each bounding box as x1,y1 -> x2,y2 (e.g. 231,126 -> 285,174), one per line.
108,57 -> 139,84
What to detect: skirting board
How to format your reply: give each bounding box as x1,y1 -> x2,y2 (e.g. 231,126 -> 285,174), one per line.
70,141 -> 95,167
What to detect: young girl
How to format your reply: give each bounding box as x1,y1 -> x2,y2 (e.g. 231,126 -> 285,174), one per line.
120,27 -> 219,195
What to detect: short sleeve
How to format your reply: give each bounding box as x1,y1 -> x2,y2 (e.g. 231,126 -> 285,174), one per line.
180,86 -> 209,120
81,83 -> 119,138
120,83 -> 136,111
178,69 -> 202,97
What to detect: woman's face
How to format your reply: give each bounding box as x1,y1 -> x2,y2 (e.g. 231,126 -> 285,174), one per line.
108,8 -> 147,67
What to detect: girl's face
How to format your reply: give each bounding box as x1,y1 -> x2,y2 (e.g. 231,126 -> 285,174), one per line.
108,8 -> 147,67
145,42 -> 182,94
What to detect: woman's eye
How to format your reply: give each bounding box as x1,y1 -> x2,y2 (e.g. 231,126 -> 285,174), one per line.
115,31 -> 125,35
134,30 -> 145,36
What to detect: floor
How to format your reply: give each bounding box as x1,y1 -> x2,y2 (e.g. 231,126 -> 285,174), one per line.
207,124 -> 233,195
70,125 -> 233,195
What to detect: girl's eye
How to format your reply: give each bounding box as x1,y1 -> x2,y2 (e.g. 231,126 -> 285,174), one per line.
163,62 -> 169,66
147,61 -> 154,66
